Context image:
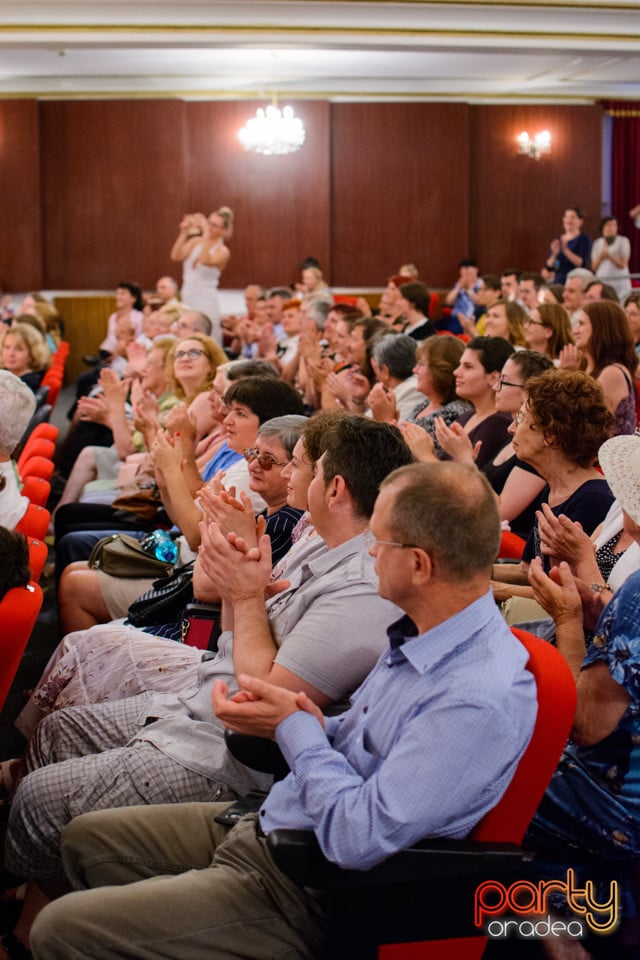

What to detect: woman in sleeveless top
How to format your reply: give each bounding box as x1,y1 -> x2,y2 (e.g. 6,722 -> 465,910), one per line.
561,299 -> 638,436
170,206 -> 233,345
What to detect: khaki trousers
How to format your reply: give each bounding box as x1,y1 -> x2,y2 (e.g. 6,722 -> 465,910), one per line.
30,802 -> 326,960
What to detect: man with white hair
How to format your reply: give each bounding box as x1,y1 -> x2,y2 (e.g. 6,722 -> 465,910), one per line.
0,371 -> 36,528
563,267 -> 594,328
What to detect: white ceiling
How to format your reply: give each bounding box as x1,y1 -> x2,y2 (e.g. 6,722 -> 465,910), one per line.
1,1 -> 640,103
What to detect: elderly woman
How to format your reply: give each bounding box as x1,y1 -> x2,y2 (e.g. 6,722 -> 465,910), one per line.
16,412 -> 337,738
1,323 -> 50,393
524,433 -> 640,956
492,369 -> 615,603
367,333 -> 423,421
0,372 -> 36,529
57,377 -> 305,633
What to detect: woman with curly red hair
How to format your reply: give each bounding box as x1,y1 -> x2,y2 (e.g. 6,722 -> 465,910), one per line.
492,369 -> 615,602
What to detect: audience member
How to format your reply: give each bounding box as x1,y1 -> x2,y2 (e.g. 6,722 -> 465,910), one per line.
170,208 -> 233,345
434,350 -> 553,540
562,266 -> 595,327
584,280 -> 620,304
407,336 -> 513,470
0,371 -> 36,529
525,433 -> 640,946
565,300 -> 638,436
396,282 -> 436,340
4,418 -> 415,951
483,299 -> 527,347
0,323 -> 50,393
590,215 -> 632,302
367,333 -> 422,421
518,272 -> 545,313
492,369 -> 615,604
27,461 -> 537,960
0,526 -> 31,601
500,268 -> 521,302
443,258 -> 481,334
522,302 -> 574,361
545,206 -> 592,284
400,335 -> 470,454
624,292 -> 640,359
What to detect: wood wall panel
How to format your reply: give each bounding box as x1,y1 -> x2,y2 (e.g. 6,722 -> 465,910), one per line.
4,99 -> 606,294
181,100 -> 331,289
0,100 -> 41,291
41,100 -> 187,290
469,105 -> 602,276
330,103 -> 471,288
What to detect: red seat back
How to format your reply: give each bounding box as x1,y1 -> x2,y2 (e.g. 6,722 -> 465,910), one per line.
26,537 -> 48,582
20,476 -> 51,508
380,629 -> 576,960
497,530 -> 526,561
0,581 -> 43,711
15,503 -> 50,540
18,438 -> 55,472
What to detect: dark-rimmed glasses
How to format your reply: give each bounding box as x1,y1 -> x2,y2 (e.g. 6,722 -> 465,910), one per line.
243,448 -> 288,470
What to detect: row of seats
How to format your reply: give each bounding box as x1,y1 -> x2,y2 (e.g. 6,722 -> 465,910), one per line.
0,365 -> 66,710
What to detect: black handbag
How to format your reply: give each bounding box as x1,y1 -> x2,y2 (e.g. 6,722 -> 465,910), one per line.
126,560 -> 196,627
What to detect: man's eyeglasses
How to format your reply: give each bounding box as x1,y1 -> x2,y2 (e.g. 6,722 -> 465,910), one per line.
243,448 -> 288,470
174,348 -> 206,361
498,375 -> 526,390
364,530 -> 418,550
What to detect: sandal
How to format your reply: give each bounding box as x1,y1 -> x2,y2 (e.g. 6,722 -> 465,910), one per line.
0,933 -> 31,960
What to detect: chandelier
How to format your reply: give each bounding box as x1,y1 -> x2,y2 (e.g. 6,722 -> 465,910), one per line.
238,102 -> 306,156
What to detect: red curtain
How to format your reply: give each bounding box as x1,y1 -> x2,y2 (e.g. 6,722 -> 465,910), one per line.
607,102 -> 640,279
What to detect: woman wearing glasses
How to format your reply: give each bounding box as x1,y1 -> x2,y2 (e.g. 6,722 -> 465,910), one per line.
57,378 -> 305,633
491,369 -> 615,603
18,416 -> 308,739
522,302 -> 574,362
434,351 -> 553,540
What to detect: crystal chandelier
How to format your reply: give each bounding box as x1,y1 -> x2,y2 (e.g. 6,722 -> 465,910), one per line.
238,102 -> 306,156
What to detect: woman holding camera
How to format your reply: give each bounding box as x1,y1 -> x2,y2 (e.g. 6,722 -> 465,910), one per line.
170,207 -> 233,345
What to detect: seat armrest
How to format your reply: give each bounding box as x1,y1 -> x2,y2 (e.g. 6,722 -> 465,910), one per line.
266,829 -> 525,890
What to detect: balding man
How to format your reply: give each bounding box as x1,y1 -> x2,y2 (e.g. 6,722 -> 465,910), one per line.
31,462 -> 537,960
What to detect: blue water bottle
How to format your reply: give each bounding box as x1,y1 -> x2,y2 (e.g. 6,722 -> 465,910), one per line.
141,530 -> 179,564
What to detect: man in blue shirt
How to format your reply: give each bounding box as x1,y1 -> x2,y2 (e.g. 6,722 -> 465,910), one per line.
30,461 -> 538,960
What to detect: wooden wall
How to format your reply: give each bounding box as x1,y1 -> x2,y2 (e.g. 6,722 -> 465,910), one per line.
0,99 -> 603,294
0,100 -> 42,291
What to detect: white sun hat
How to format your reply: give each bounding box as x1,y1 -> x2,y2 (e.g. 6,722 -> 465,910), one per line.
598,434 -> 640,526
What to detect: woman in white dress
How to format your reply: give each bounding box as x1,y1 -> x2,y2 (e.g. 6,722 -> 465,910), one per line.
170,207 -> 233,346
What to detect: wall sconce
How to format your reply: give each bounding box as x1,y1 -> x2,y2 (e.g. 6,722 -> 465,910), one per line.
516,130 -> 551,160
